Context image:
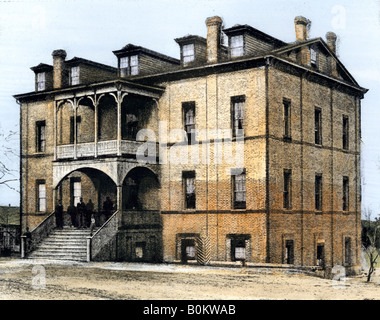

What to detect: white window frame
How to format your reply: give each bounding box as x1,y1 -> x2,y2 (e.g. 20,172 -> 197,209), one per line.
120,55 -> 139,76
37,72 -> 46,91
182,44 -> 195,64
70,66 -> 80,85
230,35 -> 244,57
73,181 -> 81,207
37,182 -> 46,213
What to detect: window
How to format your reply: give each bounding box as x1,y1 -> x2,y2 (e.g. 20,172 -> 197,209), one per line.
181,238 -> 196,262
126,113 -> 138,140
182,44 -> 195,64
228,234 -> 250,261
230,35 -> 244,57
135,242 -> 145,260
120,55 -> 139,76
183,171 -> 196,209
343,176 -> 349,212
233,171 -> 246,209
343,115 -> 349,150
71,179 -> 81,207
344,237 -> 352,265
36,121 -> 46,153
37,72 -> 46,91
283,99 -> 291,139
314,107 -> 322,145
283,169 -> 292,210
315,174 -> 322,211
310,48 -> 318,68
284,240 -> 294,264
37,180 -> 46,213
232,96 -> 245,137
183,102 -> 195,144
70,66 -> 80,85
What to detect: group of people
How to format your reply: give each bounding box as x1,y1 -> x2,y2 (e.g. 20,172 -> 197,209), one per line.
54,197 -> 115,235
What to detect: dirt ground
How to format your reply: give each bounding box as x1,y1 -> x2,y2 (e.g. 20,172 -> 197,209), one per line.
0,257 -> 379,300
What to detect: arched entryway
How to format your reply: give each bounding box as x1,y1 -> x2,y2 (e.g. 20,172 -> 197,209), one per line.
55,168 -> 117,228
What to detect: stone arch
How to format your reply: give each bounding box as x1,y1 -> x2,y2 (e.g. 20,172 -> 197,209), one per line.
122,166 -> 160,211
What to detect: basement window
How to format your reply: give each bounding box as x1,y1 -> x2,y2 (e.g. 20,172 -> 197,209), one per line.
284,240 -> 295,264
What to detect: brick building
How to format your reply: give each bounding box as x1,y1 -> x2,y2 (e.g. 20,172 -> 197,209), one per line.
14,16 -> 367,273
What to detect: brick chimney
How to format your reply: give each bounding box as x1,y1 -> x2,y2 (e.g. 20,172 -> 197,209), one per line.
294,16 -> 311,66
52,49 -> 67,89
294,16 -> 309,41
326,32 -> 338,77
205,16 -> 223,63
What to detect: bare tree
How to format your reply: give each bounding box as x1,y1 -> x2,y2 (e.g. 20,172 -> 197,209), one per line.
0,127 -> 19,193
362,208 -> 380,282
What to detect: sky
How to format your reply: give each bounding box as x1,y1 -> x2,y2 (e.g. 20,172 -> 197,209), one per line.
0,0 -> 379,216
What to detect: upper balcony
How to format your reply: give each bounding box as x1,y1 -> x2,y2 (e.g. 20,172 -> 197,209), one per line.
52,80 -> 163,161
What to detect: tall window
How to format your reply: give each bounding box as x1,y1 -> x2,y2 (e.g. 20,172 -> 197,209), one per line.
314,107 -> 322,145
343,176 -> 349,212
343,115 -> 349,150
315,174 -> 322,211
120,55 -> 139,76
71,179 -> 81,207
283,99 -> 291,139
230,35 -> 244,57
36,121 -> 46,153
283,169 -> 292,210
233,171 -> 246,209
37,72 -> 46,91
70,66 -> 80,85
182,44 -> 195,64
37,180 -> 46,213
183,102 -> 195,144
183,171 -> 196,209
232,96 -> 245,137
310,48 -> 318,68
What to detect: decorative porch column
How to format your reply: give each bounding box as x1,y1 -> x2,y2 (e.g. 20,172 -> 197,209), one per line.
116,185 -> 123,212
110,89 -> 128,157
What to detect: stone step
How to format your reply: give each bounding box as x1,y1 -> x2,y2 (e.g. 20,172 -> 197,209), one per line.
29,253 -> 87,261
37,245 -> 87,251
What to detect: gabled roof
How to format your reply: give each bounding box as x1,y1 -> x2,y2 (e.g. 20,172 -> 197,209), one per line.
113,43 -> 180,65
30,63 -> 53,73
270,37 -> 360,87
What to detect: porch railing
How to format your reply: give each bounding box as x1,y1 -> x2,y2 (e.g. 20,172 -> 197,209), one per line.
21,211 -> 56,258
87,210 -> 119,262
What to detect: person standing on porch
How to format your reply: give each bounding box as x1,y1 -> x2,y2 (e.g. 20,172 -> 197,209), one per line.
54,200 -> 64,229
67,203 -> 76,228
76,197 -> 86,228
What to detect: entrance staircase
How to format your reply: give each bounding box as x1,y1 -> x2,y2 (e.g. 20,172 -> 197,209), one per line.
28,227 -> 95,262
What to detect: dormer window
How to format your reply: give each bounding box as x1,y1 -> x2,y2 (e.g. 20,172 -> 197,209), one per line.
120,55 -> 139,76
230,35 -> 244,57
37,72 -> 46,91
70,66 -> 80,85
182,44 -> 195,64
310,48 -> 318,67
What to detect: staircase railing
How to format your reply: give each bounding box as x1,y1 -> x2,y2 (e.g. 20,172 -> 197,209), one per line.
21,211 -> 56,258
87,210 -> 119,262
